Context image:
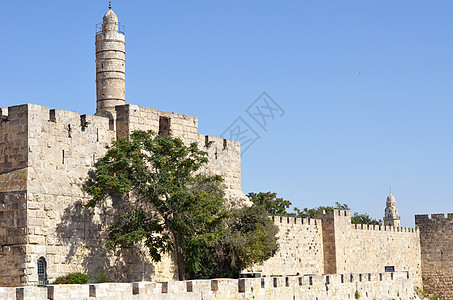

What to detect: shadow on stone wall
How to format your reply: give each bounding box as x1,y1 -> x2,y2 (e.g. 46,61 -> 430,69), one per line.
55,195 -> 173,283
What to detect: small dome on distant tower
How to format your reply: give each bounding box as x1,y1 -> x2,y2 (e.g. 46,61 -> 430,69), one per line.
384,191 -> 400,227
387,193 -> 395,203
103,9 -> 118,24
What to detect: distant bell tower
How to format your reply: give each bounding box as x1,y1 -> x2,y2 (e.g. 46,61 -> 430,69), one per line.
383,192 -> 401,227
95,5 -> 125,116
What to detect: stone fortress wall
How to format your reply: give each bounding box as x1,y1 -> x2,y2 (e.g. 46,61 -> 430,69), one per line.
0,106 -> 28,286
318,209 -> 422,289
0,102 -> 427,292
247,216 -> 325,276
255,210 -> 422,290
0,103 -> 244,286
415,213 -> 453,300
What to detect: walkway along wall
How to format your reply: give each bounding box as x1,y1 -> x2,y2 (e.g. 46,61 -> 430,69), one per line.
0,272 -> 418,300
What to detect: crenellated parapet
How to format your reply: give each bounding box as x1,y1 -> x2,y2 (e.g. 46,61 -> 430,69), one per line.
352,223 -> 418,233
0,271 -> 418,299
271,215 -> 321,226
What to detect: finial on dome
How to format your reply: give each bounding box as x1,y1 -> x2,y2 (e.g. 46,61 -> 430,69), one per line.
109,1 -> 112,10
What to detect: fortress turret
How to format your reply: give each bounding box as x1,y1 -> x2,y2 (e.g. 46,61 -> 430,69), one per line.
95,6 -> 125,116
383,193 -> 401,227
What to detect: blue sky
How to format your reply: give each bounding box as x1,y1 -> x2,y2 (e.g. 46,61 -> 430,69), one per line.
2,1 -> 453,226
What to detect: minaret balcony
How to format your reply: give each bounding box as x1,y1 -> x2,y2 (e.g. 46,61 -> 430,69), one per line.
96,23 -> 125,35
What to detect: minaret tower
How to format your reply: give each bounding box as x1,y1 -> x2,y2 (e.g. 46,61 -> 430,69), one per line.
95,4 -> 125,116
383,192 -> 401,227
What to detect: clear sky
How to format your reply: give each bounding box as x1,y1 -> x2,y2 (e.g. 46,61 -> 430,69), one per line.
1,1 -> 453,226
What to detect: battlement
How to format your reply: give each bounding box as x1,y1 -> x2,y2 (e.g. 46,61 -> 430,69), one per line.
201,135 -> 240,151
317,209 -> 352,218
0,104 -> 112,131
415,213 -> 453,221
351,223 -> 418,233
271,215 -> 321,226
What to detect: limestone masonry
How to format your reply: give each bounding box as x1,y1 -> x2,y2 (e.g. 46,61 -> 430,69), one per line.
0,6 -> 452,300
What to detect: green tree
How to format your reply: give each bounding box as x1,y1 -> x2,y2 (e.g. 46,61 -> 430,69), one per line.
351,212 -> 382,225
85,131 -> 279,280
85,130 -> 228,280
294,202 -> 382,225
247,192 -> 292,215
193,205 -> 279,279
294,202 -> 350,218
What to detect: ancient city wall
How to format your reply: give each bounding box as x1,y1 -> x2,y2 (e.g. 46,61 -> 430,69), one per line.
0,105 -> 29,286
246,216 -> 324,276
0,271 -> 418,300
415,213 -> 453,299
318,209 -> 422,289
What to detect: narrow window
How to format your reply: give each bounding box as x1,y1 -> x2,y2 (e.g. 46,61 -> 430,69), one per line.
62,150 -> 65,164
285,277 -> 289,287
325,276 -> 329,285
158,116 -> 170,136
359,274 -> 362,282
309,276 -> 313,285
261,278 -> 265,288
37,257 -> 47,287
341,274 -> 344,283
273,277 -> 277,287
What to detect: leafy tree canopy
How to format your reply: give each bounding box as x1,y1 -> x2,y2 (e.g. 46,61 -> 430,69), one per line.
85,131 -> 278,280
248,192 -> 382,225
247,192 -> 292,215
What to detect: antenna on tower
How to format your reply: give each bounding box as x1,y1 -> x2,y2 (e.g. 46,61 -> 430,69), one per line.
109,1 -> 112,9
389,186 -> 392,194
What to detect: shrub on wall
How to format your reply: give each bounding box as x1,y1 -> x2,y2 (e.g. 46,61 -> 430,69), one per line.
94,270 -> 110,283
53,272 -> 89,284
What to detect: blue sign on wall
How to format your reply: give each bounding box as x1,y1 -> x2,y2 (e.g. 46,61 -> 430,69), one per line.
385,266 -> 395,272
